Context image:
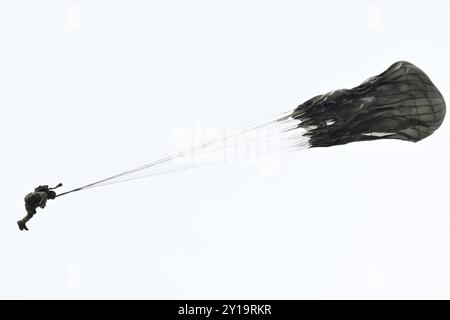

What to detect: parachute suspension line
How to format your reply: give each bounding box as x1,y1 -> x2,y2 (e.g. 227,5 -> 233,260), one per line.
56,109 -> 300,197
83,132 -> 309,190
91,119 -> 301,184
119,109 -> 293,174
91,110 -> 291,179
85,114 -> 306,189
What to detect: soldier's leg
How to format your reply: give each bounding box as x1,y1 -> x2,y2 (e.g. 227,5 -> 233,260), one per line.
17,206 -> 36,231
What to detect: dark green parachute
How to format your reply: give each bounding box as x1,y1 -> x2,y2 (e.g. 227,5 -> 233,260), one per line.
292,61 -> 446,147
19,61 -> 446,231
50,61 -> 447,200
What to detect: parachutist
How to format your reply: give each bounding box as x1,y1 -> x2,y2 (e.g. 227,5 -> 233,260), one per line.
17,183 -> 62,231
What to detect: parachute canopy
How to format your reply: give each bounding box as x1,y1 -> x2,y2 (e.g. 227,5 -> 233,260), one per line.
292,61 -> 446,147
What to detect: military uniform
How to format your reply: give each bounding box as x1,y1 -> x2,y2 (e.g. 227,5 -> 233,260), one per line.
17,185 -> 60,231
17,191 -> 48,230
25,191 -> 48,214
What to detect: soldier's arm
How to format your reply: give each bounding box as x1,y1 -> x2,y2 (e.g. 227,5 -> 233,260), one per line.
38,192 -> 48,208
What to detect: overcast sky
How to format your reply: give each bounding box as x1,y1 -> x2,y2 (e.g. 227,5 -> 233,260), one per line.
1,0 -> 449,299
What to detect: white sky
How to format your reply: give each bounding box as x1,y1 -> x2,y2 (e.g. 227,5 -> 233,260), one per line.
1,0 -> 449,299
